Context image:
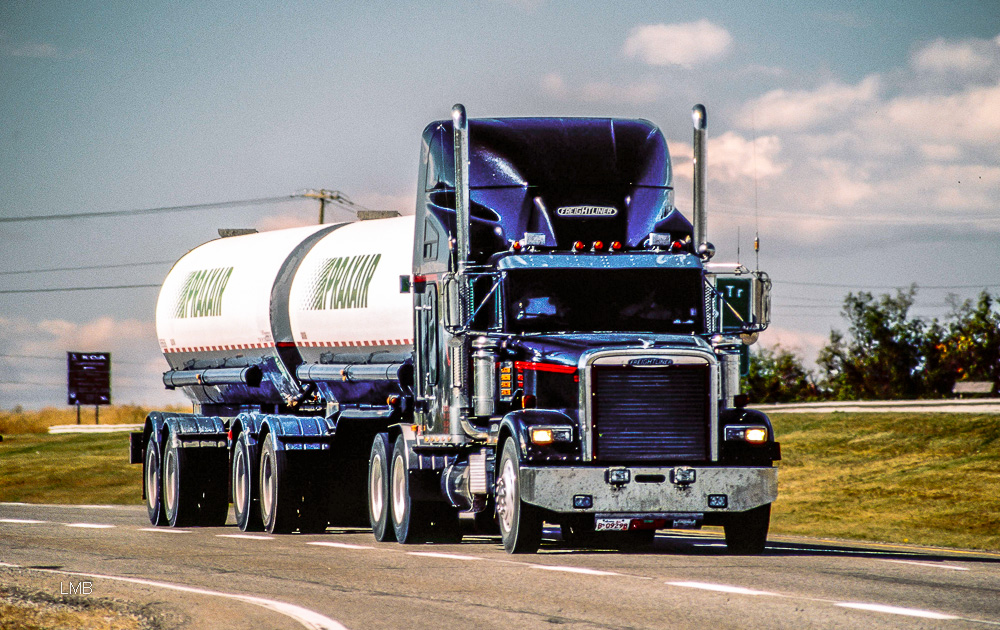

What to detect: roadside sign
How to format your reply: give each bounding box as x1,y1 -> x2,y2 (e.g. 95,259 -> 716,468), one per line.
67,352 -> 111,406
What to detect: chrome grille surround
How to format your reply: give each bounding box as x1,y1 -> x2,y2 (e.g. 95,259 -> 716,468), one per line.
578,348 -> 718,463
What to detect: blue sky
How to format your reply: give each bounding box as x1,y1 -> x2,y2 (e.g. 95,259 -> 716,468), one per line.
2,1 -> 999,408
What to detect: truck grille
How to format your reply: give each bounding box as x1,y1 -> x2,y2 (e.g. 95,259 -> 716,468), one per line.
591,364 -> 709,461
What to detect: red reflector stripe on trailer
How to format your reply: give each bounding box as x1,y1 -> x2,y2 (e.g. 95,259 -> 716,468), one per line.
514,361 -> 577,375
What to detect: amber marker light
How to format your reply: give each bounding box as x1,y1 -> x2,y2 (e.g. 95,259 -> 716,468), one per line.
573,240 -> 586,251
610,241 -> 622,251
592,240 -> 605,251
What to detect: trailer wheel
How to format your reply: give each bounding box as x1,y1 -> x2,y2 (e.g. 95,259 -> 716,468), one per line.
390,435 -> 430,543
162,437 -> 197,527
368,433 -> 396,542
232,432 -> 263,532
496,438 -> 541,554
259,433 -> 296,534
144,438 -> 167,526
194,450 -> 230,527
724,503 -> 770,555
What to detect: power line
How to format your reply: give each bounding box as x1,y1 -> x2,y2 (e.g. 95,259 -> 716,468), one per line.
777,280 -> 1000,290
0,190 -> 373,224
0,260 -> 174,276
0,284 -> 159,294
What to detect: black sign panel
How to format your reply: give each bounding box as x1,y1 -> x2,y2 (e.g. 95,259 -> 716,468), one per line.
67,352 -> 111,405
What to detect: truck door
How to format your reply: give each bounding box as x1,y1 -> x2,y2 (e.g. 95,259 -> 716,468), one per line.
415,283 -> 443,432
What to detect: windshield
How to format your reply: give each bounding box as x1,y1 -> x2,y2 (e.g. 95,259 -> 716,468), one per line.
503,268 -> 704,334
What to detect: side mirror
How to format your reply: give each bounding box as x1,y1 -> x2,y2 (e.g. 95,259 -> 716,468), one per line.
705,265 -> 771,342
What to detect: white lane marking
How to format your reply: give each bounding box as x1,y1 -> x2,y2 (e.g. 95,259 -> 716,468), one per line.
836,602 -> 959,620
0,562 -> 22,567
407,552 -> 482,561
0,518 -> 48,524
65,523 -> 115,529
668,581 -> 775,596
138,528 -> 191,534
529,564 -> 620,576
217,534 -> 274,540
28,567 -> 348,630
880,559 -> 970,571
308,542 -> 375,550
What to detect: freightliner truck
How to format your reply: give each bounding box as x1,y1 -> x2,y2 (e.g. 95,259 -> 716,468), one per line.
131,104 -> 779,554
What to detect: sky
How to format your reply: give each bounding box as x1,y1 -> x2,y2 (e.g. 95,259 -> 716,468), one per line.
1,0 -> 999,409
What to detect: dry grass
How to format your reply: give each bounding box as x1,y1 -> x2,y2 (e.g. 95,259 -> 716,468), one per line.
1,586 -> 156,630
770,411 -> 1000,551
0,405 -> 188,435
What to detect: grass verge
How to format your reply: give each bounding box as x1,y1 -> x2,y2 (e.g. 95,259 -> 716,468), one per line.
0,432 -> 141,505
770,411 -> 1000,551
0,405 -> 187,435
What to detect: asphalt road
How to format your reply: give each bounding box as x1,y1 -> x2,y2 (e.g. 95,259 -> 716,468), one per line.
2,502 -> 999,629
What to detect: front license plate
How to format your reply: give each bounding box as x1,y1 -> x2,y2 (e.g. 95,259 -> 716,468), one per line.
594,518 -> 630,532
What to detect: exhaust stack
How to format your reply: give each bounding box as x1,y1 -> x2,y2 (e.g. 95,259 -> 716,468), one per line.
692,104 -> 713,259
452,104 -> 471,276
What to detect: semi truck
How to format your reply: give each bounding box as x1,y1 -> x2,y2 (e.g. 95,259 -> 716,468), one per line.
131,104 -> 779,554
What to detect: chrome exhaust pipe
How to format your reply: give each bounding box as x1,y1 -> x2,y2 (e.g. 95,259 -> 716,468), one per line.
692,104 -> 713,259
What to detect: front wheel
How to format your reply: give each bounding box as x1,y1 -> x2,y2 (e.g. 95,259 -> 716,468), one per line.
495,438 -> 541,554
724,504 -> 771,555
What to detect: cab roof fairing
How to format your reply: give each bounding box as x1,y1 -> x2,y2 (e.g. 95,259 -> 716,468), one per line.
414,118 -> 692,260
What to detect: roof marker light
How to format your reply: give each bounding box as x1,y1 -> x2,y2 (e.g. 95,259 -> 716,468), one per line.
573,241 -> 586,252
592,240 -> 605,251
610,241 -> 622,251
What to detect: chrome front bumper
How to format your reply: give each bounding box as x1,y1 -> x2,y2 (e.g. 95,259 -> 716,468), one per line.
518,465 -> 777,514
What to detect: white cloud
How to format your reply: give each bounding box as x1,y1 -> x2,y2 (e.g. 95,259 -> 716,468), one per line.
741,76 -> 880,131
912,37 -> 998,73
540,73 -> 663,105
623,20 -> 732,67
671,132 -> 785,184
863,81 -> 1000,147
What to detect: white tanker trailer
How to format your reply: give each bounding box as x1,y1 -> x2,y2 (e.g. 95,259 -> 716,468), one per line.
132,105 -> 780,553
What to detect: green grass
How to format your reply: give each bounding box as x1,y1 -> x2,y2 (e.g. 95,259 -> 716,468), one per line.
0,432 -> 141,505
769,412 -> 1000,551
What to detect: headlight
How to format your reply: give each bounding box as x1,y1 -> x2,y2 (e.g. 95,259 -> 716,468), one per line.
724,425 -> 769,445
530,426 -> 573,445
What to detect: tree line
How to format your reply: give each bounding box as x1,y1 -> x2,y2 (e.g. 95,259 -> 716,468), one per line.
746,288 -> 1000,403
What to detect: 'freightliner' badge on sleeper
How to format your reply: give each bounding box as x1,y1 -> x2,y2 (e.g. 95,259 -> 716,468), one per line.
555,206 -> 618,217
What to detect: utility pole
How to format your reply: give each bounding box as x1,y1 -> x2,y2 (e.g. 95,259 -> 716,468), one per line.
299,189 -> 353,224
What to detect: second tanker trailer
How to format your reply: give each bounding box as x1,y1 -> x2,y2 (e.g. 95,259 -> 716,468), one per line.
131,104 -> 780,554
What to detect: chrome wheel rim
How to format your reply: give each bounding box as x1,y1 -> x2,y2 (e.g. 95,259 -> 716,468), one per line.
163,448 -> 177,514
261,448 -> 274,521
496,457 -> 517,534
234,448 -> 247,515
370,452 -> 385,519
391,452 -> 406,526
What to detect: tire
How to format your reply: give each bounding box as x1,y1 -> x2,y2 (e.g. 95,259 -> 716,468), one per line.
259,433 -> 297,534
194,449 -> 230,527
390,435 -> 430,544
144,438 -> 167,526
162,436 -> 198,528
368,433 -> 396,542
724,503 -> 771,555
495,438 -> 541,554
232,432 -> 263,532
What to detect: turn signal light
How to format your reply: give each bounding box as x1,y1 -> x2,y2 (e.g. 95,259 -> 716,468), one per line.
745,428 -> 768,444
